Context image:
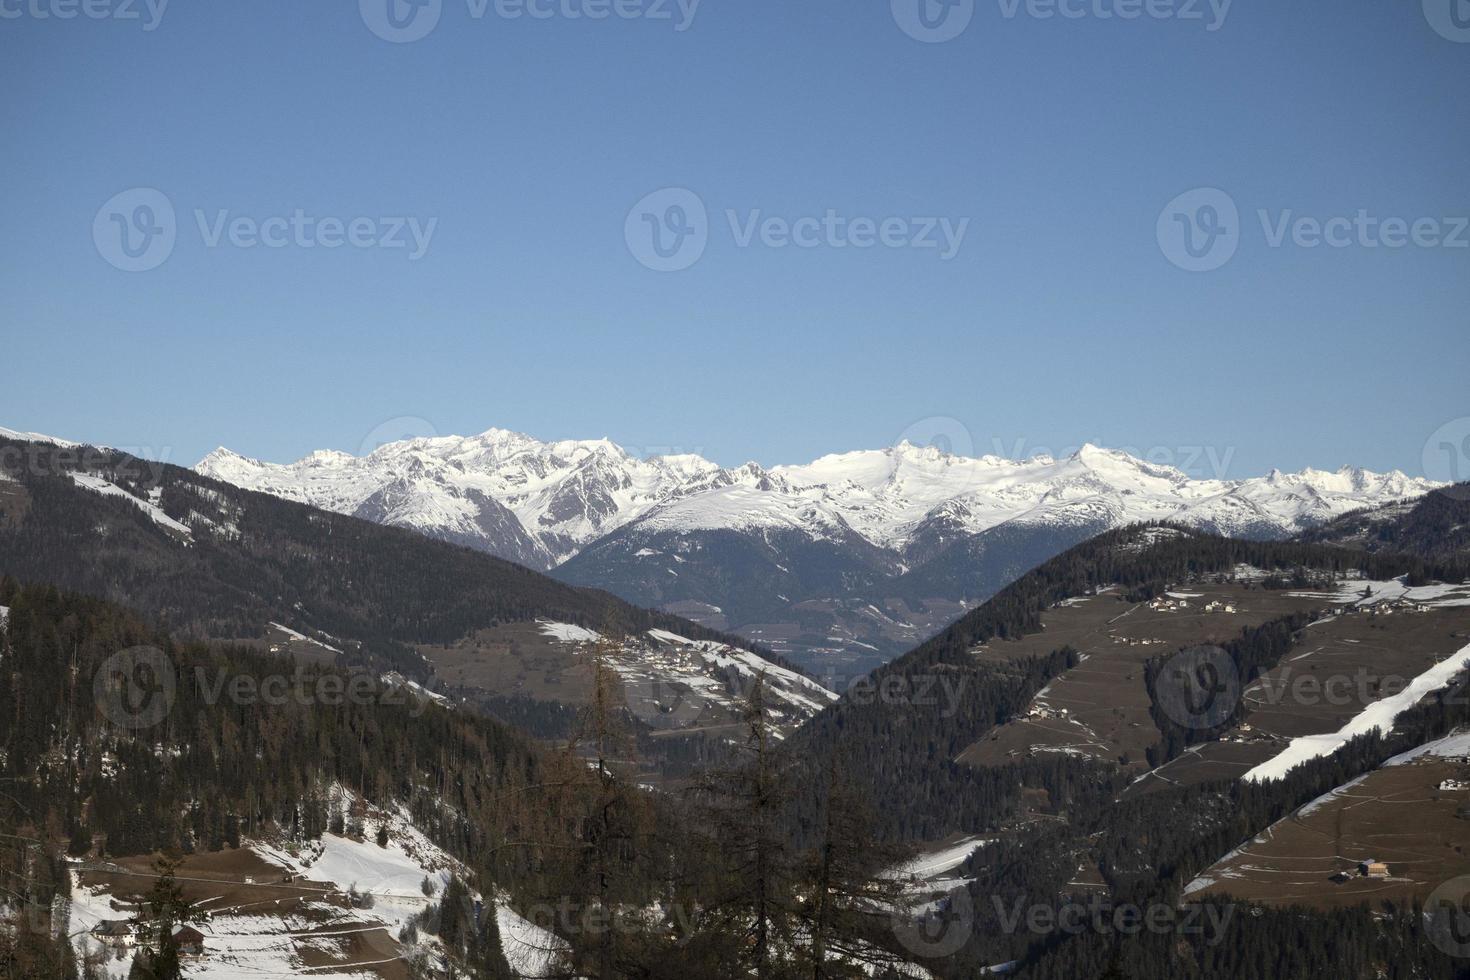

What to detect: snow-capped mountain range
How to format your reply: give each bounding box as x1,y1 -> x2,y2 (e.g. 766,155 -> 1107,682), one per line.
196,429 -> 1436,568
195,429 -> 1440,675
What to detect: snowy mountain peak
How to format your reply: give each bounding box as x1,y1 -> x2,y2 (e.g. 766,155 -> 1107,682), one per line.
193,427 -> 1445,569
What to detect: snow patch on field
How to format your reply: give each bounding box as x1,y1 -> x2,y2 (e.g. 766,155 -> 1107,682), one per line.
538,621 -> 603,644
1295,774 -> 1371,818
1288,578 -> 1470,609
1242,642 -> 1470,782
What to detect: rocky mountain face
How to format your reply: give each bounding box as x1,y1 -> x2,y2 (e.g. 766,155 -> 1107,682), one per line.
196,430 -> 1441,676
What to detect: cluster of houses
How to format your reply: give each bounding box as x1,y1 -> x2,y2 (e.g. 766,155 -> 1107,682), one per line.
1337,598 -> 1433,617
1141,595 -> 1239,614
1440,778 -> 1470,792
89,920 -> 205,958
1026,703 -> 1069,721
1110,635 -> 1165,647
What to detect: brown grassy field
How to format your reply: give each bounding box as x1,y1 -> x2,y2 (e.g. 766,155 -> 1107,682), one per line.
958,584 -> 1325,772
1189,756 -> 1470,909
1126,605 -> 1470,795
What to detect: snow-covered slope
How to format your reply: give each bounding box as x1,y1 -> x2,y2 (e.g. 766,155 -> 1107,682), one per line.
198,430 -> 735,569
530,621 -> 839,738
0,425 -> 78,447
197,431 -> 1438,567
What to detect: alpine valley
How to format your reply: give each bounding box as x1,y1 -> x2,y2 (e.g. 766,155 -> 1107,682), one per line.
197,429 -> 1441,678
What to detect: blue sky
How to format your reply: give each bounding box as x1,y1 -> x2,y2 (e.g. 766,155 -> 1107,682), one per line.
1,0 -> 1467,482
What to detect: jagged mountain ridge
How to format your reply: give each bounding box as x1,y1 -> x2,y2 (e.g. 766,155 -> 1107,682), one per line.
194,429 -> 1440,675
197,430 -> 1437,567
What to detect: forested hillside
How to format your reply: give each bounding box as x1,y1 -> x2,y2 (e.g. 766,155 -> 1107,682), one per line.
1301,484 -> 1470,562
0,436 -> 798,680
775,524 -> 1470,978
0,580 -> 924,978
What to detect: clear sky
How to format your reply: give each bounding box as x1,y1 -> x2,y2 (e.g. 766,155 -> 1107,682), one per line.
2,0 -> 1467,483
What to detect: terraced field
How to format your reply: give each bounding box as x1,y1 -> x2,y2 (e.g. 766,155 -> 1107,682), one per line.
1186,733 -> 1470,909
957,582 -> 1323,771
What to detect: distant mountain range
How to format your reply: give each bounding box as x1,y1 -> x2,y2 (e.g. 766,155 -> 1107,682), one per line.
195,428 -> 1442,676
